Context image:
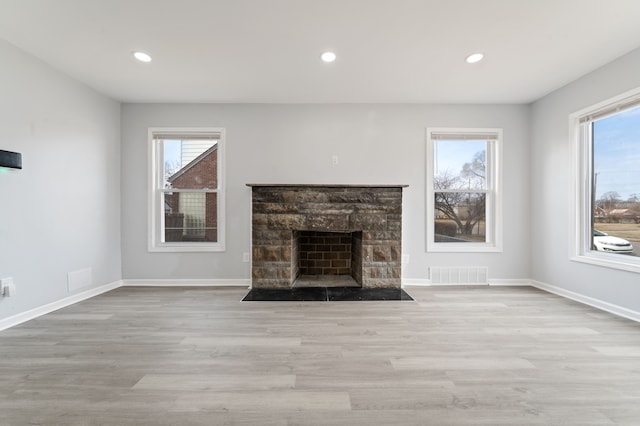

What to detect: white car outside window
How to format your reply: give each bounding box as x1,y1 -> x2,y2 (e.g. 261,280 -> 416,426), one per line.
593,230 -> 633,254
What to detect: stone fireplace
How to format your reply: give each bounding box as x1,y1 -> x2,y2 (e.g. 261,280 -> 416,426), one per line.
248,184 -> 407,289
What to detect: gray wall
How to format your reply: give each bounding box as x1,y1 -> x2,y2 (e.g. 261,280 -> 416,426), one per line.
0,39 -> 121,321
530,47 -> 640,312
121,103 -> 531,282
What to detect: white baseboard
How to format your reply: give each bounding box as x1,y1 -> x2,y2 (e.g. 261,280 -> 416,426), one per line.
488,279 -> 532,286
122,279 -> 250,287
531,280 -> 640,323
427,282 -> 489,286
402,278 -> 432,287
0,280 -> 122,332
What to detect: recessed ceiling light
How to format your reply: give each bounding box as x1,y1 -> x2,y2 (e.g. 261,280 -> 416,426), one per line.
133,51 -> 152,63
465,53 -> 484,64
321,51 -> 336,63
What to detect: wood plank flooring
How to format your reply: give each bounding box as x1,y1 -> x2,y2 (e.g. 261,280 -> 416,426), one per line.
1,285 -> 639,425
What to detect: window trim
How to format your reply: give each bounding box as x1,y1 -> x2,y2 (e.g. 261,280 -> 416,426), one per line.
570,88 -> 640,273
148,127 -> 226,253
426,127 -> 503,253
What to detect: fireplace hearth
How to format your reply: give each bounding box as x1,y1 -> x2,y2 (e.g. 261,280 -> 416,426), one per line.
247,184 -> 407,289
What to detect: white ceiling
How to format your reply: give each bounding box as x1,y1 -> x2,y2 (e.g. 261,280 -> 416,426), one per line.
1,0 -> 640,104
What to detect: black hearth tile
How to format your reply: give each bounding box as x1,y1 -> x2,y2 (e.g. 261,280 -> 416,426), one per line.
327,287 -> 414,301
242,287 -> 328,302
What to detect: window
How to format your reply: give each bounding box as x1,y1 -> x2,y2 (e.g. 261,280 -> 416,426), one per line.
426,128 -> 502,252
572,90 -> 640,272
148,128 -> 225,252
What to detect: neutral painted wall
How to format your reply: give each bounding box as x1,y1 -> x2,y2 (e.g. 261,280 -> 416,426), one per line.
121,103 -> 530,282
530,47 -> 640,312
0,39 -> 121,321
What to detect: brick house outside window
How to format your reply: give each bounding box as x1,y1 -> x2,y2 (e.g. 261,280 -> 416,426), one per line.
166,144 -> 218,242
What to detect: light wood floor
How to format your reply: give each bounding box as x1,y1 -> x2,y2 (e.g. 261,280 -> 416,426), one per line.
1,286 -> 639,425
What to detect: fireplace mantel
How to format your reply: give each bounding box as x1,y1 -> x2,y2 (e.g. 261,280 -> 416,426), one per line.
248,184 -> 407,289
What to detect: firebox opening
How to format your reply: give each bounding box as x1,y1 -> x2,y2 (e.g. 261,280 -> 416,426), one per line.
292,230 -> 363,287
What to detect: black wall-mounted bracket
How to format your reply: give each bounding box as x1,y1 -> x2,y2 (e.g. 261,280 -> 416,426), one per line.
0,150 -> 22,169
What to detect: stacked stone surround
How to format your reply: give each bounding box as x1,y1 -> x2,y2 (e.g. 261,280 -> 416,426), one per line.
248,184 -> 407,289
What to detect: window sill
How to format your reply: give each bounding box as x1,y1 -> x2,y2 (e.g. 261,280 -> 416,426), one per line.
428,243 -> 503,253
571,253 -> 640,274
149,243 -> 225,253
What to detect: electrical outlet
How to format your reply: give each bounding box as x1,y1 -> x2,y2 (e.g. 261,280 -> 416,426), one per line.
242,252 -> 250,262
3,284 -> 16,297
331,155 -> 339,167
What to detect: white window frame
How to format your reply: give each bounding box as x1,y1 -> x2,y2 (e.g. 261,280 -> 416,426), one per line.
570,88 -> 640,273
148,127 -> 226,252
426,128 -> 503,252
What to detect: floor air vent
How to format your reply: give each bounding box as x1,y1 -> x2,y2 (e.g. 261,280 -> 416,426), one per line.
428,266 -> 488,285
